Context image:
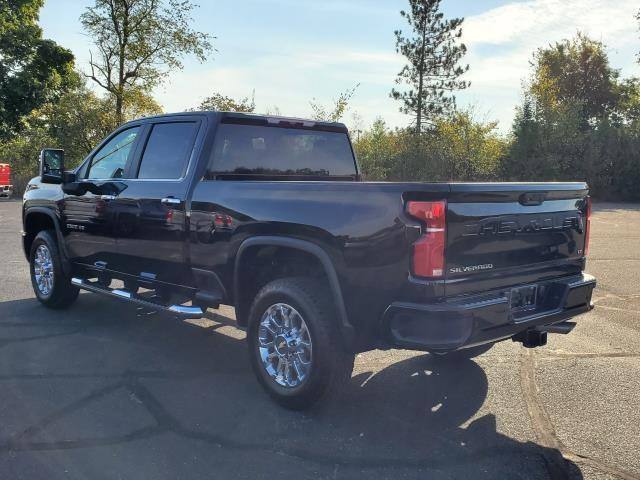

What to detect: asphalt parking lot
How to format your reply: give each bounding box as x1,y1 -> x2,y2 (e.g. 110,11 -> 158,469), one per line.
0,199 -> 638,480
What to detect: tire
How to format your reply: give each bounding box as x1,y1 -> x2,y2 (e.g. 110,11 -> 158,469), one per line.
432,342 -> 494,360
247,277 -> 355,410
29,230 -> 79,309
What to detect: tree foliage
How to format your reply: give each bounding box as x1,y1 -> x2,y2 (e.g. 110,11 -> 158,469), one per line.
310,84 -> 359,122
355,110 -> 506,182
193,92 -> 256,113
81,0 -> 213,123
391,0 -> 469,133
0,77 -> 162,192
0,0 -> 75,140
529,33 -> 622,126
505,33 -> 640,200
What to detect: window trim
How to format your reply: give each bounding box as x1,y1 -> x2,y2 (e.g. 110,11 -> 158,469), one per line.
129,118 -> 202,182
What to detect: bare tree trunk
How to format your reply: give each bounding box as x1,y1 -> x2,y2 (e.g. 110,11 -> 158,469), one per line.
115,92 -> 124,125
416,26 -> 428,134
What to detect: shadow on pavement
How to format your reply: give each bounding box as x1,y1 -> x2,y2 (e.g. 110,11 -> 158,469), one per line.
0,295 -> 582,479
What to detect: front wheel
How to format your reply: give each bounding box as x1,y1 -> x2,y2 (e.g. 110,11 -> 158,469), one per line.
247,277 -> 355,410
29,230 -> 79,309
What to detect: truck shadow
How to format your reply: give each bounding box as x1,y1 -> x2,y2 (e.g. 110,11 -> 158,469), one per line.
0,295 -> 582,479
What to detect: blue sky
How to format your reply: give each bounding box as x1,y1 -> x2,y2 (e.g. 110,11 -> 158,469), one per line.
40,0 -> 640,132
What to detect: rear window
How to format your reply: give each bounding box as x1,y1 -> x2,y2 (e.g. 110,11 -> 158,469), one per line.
138,122 -> 199,180
207,124 -> 356,179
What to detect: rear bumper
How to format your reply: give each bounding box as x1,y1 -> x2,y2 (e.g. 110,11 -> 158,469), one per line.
382,273 -> 596,352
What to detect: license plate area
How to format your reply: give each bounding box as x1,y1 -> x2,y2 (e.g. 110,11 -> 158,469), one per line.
510,285 -> 538,313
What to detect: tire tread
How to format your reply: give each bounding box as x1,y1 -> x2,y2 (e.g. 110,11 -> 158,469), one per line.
248,276 -> 354,409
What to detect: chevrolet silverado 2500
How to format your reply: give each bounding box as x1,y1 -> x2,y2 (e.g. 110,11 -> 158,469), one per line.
22,112 -> 596,409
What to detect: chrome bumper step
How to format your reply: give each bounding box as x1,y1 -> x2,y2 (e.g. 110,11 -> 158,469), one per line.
71,277 -> 203,319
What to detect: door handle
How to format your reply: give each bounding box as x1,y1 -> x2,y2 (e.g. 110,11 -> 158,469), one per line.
100,195 -> 117,201
161,197 -> 181,206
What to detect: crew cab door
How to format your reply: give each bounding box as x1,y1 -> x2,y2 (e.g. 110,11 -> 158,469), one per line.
61,125 -> 143,269
110,117 -> 203,286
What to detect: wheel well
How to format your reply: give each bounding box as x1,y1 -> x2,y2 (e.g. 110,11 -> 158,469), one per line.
23,212 -> 56,258
234,245 -> 329,327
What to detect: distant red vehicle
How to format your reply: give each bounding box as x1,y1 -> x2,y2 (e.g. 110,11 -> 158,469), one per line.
0,163 -> 13,198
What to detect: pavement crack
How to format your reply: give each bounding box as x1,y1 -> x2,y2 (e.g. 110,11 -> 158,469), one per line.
540,351 -> 640,359
563,452 -> 640,480
519,349 -> 569,480
520,349 -> 640,480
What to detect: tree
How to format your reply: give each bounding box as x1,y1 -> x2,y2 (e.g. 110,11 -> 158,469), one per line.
391,0 -> 469,133
309,84 -> 359,122
0,0 -> 75,140
81,0 -> 214,124
429,110 -> 506,180
42,80 -> 161,160
353,111 -> 506,182
0,76 -> 162,193
505,33 -> 640,200
193,92 -> 256,112
353,118 -> 402,180
530,33 -> 620,126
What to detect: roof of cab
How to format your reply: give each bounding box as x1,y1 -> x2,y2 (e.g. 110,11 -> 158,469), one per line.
121,111 -> 348,133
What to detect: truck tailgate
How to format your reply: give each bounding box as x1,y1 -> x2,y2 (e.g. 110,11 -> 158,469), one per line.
445,183 -> 589,296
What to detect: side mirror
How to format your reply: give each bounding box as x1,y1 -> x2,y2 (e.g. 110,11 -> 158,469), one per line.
39,149 -> 65,184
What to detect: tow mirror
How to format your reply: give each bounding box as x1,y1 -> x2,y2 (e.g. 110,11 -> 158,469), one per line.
39,149 -> 65,184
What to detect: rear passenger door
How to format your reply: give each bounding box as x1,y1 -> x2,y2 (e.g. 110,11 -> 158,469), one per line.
111,117 -> 204,286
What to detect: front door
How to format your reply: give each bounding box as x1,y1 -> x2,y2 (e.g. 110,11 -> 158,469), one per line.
61,125 -> 142,270
110,118 -> 203,286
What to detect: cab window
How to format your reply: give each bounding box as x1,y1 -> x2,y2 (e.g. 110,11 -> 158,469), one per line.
137,122 -> 199,180
86,127 -> 140,180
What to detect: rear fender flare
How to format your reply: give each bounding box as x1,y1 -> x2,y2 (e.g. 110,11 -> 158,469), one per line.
234,236 -> 355,345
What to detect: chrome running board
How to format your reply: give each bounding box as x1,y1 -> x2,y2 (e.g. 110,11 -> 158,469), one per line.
71,277 -> 203,319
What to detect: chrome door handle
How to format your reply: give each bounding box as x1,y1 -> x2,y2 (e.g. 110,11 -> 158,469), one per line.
100,195 -> 116,201
161,197 -> 181,206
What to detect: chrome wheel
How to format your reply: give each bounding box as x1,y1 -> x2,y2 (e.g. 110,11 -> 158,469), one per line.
34,244 -> 54,296
258,303 -> 312,388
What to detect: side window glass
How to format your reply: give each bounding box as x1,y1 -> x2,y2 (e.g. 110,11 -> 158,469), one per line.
137,122 -> 198,180
87,127 -> 140,180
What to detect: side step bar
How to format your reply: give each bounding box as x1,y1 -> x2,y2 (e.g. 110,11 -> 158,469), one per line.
71,278 -> 203,319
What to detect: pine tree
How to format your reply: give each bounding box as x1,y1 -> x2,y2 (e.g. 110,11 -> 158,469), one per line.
391,0 -> 469,133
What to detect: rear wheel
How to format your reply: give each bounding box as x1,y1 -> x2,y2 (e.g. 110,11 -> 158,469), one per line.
247,277 -> 354,410
29,230 -> 79,309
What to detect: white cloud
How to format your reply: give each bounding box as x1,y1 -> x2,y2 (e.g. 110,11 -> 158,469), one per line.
465,0 -> 638,46
451,0 -> 640,130
65,0 -> 640,132
154,47 -> 405,126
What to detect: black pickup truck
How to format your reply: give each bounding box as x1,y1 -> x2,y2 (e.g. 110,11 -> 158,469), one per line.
22,112 -> 596,408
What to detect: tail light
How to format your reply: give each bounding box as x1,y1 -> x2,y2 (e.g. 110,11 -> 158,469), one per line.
584,196 -> 591,256
406,200 -> 446,278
